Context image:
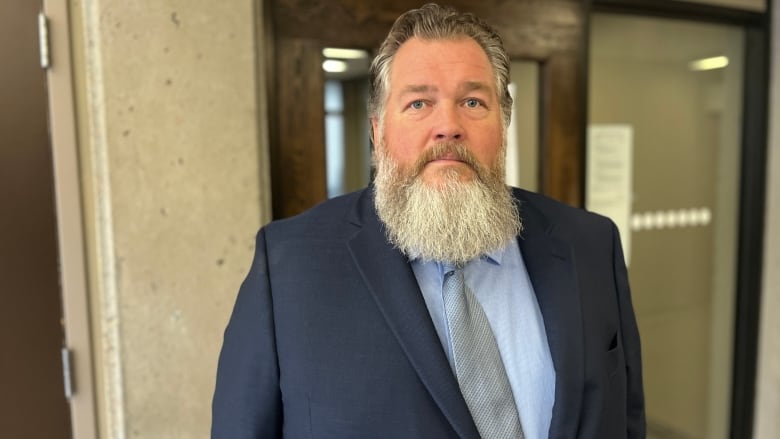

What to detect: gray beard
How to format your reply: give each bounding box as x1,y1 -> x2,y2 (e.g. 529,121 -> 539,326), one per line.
373,141 -> 522,265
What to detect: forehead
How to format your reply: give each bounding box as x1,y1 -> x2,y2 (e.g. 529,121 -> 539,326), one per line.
389,37 -> 495,92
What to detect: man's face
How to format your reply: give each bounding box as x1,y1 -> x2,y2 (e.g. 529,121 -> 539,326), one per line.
372,37 -> 505,187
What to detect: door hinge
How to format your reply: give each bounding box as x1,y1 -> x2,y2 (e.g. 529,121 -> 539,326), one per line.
61,347 -> 73,399
38,12 -> 50,69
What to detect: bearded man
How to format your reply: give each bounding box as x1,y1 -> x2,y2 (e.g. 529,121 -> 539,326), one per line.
212,4 -> 645,439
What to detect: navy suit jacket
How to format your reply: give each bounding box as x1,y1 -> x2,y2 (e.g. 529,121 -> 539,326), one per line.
212,187 -> 645,438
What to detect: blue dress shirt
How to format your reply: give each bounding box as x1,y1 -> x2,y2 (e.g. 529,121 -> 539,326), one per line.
411,242 -> 555,439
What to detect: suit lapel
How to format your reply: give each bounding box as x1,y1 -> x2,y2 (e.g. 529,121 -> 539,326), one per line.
516,192 -> 584,438
346,191 -> 480,439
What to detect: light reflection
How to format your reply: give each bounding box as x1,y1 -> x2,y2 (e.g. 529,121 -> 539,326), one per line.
689,56 -> 729,71
322,59 -> 348,73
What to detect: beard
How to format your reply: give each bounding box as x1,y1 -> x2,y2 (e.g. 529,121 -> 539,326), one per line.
373,140 -> 522,265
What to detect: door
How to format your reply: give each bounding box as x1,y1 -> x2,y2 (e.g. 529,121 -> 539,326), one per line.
0,0 -> 72,437
589,14 -> 745,437
587,2 -> 768,438
266,0 -> 588,218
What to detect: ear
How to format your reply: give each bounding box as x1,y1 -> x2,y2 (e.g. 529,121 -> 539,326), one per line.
370,117 -> 380,147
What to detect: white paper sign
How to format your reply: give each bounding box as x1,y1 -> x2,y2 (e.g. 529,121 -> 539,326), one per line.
587,125 -> 633,265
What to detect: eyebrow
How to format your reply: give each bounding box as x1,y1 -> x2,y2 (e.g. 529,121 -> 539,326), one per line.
397,81 -> 493,97
398,84 -> 436,96
458,81 -> 492,94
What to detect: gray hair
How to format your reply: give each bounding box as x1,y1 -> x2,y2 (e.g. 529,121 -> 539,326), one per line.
368,3 -> 513,135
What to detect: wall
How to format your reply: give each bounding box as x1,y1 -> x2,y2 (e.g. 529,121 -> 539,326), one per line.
753,2 -> 780,437
68,0 -> 270,437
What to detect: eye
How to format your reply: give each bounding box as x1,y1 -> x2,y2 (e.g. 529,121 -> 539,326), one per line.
464,98 -> 482,108
409,100 -> 426,110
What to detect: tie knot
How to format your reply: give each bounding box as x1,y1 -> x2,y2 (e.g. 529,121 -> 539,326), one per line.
442,262 -> 456,274
442,261 -> 464,275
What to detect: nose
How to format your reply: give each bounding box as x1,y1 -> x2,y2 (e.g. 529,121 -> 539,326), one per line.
433,104 -> 464,142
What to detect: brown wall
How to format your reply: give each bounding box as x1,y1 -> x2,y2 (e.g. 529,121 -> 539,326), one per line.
0,0 -> 71,437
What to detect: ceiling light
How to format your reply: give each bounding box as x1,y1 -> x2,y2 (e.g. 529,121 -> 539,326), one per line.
689,56 -> 729,71
322,48 -> 368,59
322,59 -> 348,73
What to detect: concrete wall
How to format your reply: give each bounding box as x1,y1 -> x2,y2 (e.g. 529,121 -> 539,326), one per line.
753,3 -> 780,437
69,0 -> 270,437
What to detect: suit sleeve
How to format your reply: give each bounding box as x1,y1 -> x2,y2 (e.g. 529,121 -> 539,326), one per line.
611,223 -> 646,438
212,229 -> 282,438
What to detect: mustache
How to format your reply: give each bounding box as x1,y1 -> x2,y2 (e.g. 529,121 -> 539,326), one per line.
411,142 -> 482,177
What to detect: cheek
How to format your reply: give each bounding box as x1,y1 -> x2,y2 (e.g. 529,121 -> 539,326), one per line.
382,121 -> 422,168
473,131 -> 504,166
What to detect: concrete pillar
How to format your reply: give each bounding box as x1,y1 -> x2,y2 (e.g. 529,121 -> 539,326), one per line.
69,0 -> 270,436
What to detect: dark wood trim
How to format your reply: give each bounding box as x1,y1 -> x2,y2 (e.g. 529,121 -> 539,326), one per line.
581,0 -> 593,207
272,0 -> 587,55
593,0 -> 764,25
272,37 -> 328,218
730,20 -> 770,439
262,0 -> 280,215
540,53 -> 586,206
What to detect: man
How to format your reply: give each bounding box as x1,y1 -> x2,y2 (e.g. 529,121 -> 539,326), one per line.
212,3 -> 645,438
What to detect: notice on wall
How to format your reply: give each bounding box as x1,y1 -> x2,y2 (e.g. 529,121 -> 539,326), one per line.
587,125 -> 633,265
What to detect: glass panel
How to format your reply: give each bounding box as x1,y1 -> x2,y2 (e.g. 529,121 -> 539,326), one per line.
588,13 -> 743,439
323,48 -> 371,198
325,80 -> 346,197
507,61 -> 540,192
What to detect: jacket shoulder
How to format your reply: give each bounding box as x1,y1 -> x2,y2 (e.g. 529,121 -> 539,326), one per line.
263,189 -> 367,240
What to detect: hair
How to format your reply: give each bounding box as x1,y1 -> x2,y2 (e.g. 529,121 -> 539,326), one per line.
368,3 -> 513,135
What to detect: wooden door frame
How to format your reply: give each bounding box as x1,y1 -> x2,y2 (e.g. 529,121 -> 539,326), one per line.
265,0 -> 589,218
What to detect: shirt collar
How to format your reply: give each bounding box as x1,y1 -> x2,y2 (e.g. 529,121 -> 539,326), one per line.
408,242 -> 510,267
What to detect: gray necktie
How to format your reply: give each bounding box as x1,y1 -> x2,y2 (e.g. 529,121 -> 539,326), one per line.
442,265 -> 524,439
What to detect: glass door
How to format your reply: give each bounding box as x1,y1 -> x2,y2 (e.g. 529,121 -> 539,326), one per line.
588,13 -> 744,439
